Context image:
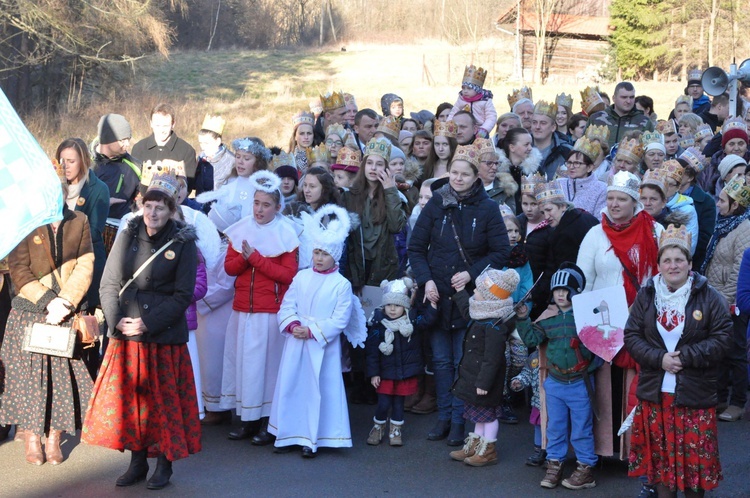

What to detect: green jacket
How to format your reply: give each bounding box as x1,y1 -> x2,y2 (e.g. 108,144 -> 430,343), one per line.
587,105 -> 654,150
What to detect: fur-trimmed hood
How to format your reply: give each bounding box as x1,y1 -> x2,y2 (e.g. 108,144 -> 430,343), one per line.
497,147 -> 543,177
660,207 -> 692,228
126,216 -> 198,244
488,172 -> 519,198
403,159 -> 423,185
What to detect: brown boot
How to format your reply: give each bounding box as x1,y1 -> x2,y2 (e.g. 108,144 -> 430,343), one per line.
14,427 -> 27,442
410,375 -> 436,414
201,410 -> 232,426
25,432 -> 44,465
562,461 -> 597,490
366,418 -> 386,445
449,432 -> 480,461
404,375 -> 424,412
389,420 -> 403,446
45,430 -> 64,465
541,460 -> 564,488
464,437 -> 498,466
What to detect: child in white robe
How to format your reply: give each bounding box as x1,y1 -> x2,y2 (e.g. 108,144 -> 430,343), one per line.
270,205 -> 366,457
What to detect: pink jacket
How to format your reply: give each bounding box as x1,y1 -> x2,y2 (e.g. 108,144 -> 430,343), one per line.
448,96 -> 498,137
187,251 -> 208,330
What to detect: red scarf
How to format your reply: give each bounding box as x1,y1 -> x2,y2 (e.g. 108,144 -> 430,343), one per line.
601,210 -> 659,305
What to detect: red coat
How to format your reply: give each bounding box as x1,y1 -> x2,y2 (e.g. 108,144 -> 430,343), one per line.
225,247 -> 298,313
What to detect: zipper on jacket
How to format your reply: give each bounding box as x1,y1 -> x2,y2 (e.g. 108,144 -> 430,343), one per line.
274,282 -> 280,304
440,215 -> 446,237
249,267 -> 255,312
471,218 -> 476,241
115,174 -> 123,194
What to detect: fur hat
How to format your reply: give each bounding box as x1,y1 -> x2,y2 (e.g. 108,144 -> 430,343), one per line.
274,165 -> 299,187
381,277 -> 414,309
475,268 -> 520,302
310,204 -> 351,263
550,262 -> 586,299
98,114 -> 131,145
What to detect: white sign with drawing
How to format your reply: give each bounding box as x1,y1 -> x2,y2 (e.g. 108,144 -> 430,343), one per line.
571,286 -> 628,362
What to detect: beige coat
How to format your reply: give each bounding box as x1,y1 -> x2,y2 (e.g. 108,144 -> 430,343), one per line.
705,218 -> 750,304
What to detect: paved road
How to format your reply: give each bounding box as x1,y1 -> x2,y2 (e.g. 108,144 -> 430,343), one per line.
1,403 -> 748,497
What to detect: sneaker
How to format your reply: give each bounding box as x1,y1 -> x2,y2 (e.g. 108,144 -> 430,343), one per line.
526,445 -> 547,466
718,405 -> 744,422
562,461 -> 596,490
540,459 -> 564,489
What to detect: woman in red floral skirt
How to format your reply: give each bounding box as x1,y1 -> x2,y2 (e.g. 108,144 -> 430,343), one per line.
624,224 -> 732,498
82,172 -> 200,490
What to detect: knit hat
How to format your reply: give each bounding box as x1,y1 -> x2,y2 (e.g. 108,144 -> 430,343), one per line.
389,146 -> 406,163
410,110 -> 435,126
608,170 -> 641,202
475,268 -> 520,302
274,165 -> 299,187
98,114 -> 132,144
721,124 -> 749,147
718,154 -> 748,180
380,277 -> 414,309
398,130 -> 414,143
550,262 -> 586,299
309,204 -> 351,263
687,68 -> 703,86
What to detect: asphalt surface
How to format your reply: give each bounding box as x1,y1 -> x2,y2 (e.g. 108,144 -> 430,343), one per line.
0,402 -> 748,497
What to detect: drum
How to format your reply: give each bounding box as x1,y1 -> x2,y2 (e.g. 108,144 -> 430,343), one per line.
102,218 -> 120,255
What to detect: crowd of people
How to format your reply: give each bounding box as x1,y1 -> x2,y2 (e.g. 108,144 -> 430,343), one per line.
0,63 -> 749,497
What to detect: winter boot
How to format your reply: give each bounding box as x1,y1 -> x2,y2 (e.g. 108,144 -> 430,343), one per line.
498,396 -> 518,424
228,420 -> 260,440
404,375 -> 424,412
45,430 -> 64,465
540,459 -> 564,489
427,419 -> 451,441
410,375 -> 437,414
24,432 -> 44,466
115,450 -> 149,487
146,454 -> 173,490
526,445 -> 547,466
389,420 -> 403,446
449,432 -> 481,461
251,417 -> 275,446
446,422 -> 465,446
562,461 -> 597,490
367,418 -> 386,445
464,437 -> 498,467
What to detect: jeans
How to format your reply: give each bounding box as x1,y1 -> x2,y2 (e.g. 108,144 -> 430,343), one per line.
430,325 -> 466,424
544,376 -> 597,466
718,314 -> 748,408
375,394 -> 405,422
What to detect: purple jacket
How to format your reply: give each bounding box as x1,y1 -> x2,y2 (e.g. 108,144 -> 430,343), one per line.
187,251 -> 208,330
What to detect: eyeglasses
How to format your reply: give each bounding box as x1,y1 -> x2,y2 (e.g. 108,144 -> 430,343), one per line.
325,139 -> 343,147
481,161 -> 499,167
566,161 -> 587,168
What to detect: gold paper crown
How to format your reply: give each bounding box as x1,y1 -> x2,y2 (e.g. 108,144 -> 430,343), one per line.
680,137 -> 695,149
326,123 -> 347,141
556,93 -> 573,110
376,116 -> 400,140
508,87 -> 532,109
580,86 -> 606,115
724,174 -> 750,207
475,138 -> 496,157
332,146 -> 362,172
309,99 -> 323,115
694,123 -> 714,141
534,180 -> 565,205
452,144 -> 481,168
320,91 -> 345,112
675,95 -> 693,107
462,64 -> 487,88
687,68 -> 703,82
659,223 -> 692,253
656,120 -> 677,136
641,168 -> 667,196
721,117 -> 748,135
640,131 -> 664,148
434,120 -> 458,138
679,147 -> 708,173
572,136 -> 602,163
306,144 -> 331,164
293,110 -> 315,127
616,138 -> 644,162
52,159 -> 65,181
533,100 -> 558,120
365,138 -> 392,161
271,151 -> 296,170
141,160 -> 186,187
200,114 -> 226,136
147,170 -> 179,199
584,124 -> 610,144
344,131 -> 359,150
521,173 -> 546,196
660,160 -> 684,184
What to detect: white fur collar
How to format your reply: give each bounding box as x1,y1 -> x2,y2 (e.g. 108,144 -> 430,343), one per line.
497,147 -> 543,177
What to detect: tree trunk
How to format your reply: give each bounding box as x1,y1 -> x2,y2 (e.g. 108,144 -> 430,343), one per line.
319,0 -> 325,45
708,0 -> 718,66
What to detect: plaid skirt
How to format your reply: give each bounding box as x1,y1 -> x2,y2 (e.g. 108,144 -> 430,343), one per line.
463,402 -> 503,423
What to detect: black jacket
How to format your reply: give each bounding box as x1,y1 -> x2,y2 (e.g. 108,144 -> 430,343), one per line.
517,214 -> 553,318
93,152 -> 141,219
688,185 -> 717,271
409,179 -> 510,329
451,290 -> 512,407
365,305 -> 437,380
624,273 -> 733,408
547,208 -> 599,271
131,132 -> 198,188
100,217 -> 197,345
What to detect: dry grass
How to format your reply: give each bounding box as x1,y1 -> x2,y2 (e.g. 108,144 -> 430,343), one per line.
26,39 -> 687,157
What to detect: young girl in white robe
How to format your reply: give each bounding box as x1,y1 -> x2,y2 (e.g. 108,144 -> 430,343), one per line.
270,204 -> 366,457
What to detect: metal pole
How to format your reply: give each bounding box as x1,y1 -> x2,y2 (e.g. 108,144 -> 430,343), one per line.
730,63 -> 738,117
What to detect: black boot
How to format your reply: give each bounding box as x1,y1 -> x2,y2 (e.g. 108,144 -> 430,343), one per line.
228,420 -> 260,440
498,396 -> 518,424
427,419 -> 451,441
446,422 -> 465,446
146,454 -> 173,490
525,445 -> 547,466
116,449 -> 149,487
251,417 -> 275,446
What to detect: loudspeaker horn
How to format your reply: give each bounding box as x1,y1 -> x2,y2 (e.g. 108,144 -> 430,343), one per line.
702,67 -> 729,96
738,59 -> 750,84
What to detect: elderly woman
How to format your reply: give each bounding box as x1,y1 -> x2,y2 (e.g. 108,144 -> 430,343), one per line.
557,136 -> 607,216
700,176 -> 750,422
409,143 -> 510,446
475,138 -> 517,212
0,178 -> 94,466
677,149 -> 717,270
602,137 -> 644,181
641,132 -> 666,173
701,119 -> 750,197
625,224 -> 732,498
492,112 -> 521,150
577,171 -> 663,459
83,172 -> 199,490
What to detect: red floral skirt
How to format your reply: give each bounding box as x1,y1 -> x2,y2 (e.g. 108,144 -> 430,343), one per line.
376,377 -> 418,396
629,393 -> 722,492
82,338 -> 201,461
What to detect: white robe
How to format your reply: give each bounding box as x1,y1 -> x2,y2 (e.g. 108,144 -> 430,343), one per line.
269,269 -> 354,452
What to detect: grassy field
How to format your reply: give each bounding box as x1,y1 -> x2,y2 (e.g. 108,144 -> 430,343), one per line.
26,38 -> 687,157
